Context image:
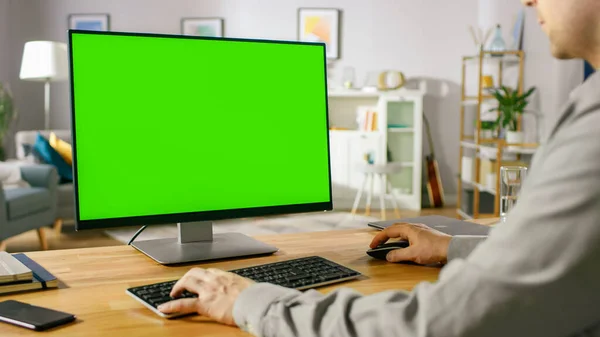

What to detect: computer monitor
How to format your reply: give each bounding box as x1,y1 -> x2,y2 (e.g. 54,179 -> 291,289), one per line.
69,30 -> 332,264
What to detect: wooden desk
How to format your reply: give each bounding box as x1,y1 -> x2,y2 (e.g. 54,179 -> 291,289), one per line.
1,220 -> 493,336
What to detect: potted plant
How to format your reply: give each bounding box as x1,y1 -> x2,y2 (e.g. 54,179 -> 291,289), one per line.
0,83 -> 18,161
489,85 -> 536,150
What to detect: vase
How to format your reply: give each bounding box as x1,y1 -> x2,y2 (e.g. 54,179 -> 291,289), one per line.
505,131 -> 524,151
488,24 -> 506,55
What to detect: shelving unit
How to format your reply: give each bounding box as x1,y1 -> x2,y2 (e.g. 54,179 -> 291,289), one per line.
327,87 -> 425,210
457,50 -> 538,219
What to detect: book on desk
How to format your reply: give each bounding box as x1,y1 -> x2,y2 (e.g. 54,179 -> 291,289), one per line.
0,252 -> 58,295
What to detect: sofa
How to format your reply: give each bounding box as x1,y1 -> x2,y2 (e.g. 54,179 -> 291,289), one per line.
0,164 -> 58,250
15,130 -> 73,229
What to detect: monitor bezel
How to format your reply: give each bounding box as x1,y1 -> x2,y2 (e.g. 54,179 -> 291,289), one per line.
68,30 -> 333,231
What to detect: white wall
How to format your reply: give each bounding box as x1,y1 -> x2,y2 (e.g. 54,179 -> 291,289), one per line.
0,0 -> 10,83
35,0 -> 477,197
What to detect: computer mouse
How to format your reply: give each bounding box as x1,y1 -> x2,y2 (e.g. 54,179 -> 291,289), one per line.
366,241 -> 410,260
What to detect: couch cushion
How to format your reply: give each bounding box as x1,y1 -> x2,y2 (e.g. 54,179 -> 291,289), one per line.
49,132 -> 73,165
4,187 -> 51,220
33,133 -> 73,182
57,183 -> 74,207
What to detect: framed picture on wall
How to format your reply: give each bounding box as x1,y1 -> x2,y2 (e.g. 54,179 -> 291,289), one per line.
297,8 -> 341,59
181,18 -> 224,37
68,13 -> 110,31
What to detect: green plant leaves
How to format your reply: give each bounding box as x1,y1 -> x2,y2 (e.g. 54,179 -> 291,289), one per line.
0,83 -> 17,145
488,85 -> 535,132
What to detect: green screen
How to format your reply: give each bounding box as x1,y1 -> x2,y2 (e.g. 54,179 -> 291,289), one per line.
71,32 -> 331,221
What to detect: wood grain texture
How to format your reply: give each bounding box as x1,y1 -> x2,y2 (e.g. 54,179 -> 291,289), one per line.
0,220 -> 493,336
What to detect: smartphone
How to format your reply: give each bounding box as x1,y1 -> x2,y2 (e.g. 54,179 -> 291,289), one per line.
0,300 -> 76,331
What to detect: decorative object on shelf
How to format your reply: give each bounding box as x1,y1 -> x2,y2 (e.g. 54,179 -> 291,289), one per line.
181,18 -> 224,37
378,71 -> 405,91
0,83 -> 18,161
298,8 -> 341,59
475,120 -> 496,142
342,66 -> 355,89
361,71 -> 381,92
511,9 -> 525,50
19,41 -> 69,130
363,152 -> 375,164
489,85 -> 536,150
356,107 -> 378,132
468,25 -> 493,52
488,24 -> 507,55
461,156 -> 474,183
481,75 -> 494,90
68,13 -> 110,31
388,124 -> 410,129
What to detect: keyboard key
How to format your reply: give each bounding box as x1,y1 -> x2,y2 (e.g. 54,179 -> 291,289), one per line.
321,272 -> 345,281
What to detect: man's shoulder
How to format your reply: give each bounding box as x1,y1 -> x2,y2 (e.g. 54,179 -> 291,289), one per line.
571,71 -> 600,116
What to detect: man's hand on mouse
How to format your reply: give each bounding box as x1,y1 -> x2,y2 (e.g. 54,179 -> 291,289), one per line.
157,268 -> 255,325
370,223 -> 452,265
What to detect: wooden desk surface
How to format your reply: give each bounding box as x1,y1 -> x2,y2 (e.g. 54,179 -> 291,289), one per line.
1,220 -> 494,337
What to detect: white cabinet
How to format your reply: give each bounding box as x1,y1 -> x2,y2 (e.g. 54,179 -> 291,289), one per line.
328,88 -> 425,210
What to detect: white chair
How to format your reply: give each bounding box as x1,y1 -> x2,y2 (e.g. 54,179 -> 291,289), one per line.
350,162 -> 403,220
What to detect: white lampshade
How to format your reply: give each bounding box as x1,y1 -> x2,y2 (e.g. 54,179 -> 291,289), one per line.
19,41 -> 68,82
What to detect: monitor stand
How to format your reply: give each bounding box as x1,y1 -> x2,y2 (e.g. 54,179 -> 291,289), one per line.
131,222 -> 279,265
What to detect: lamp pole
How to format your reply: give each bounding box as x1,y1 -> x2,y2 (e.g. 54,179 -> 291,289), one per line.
44,78 -> 50,130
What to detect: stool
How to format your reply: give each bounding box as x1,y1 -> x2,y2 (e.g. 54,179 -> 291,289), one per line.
350,162 -> 403,220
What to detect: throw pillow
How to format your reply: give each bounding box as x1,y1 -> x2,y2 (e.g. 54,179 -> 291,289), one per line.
22,144 -> 40,163
49,132 -> 73,165
33,133 -> 73,182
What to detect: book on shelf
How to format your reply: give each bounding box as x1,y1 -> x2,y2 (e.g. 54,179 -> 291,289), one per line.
0,253 -> 58,295
357,109 -> 378,132
0,251 -> 32,284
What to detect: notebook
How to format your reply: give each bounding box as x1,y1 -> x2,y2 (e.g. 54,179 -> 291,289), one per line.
0,251 -> 32,284
0,253 -> 58,295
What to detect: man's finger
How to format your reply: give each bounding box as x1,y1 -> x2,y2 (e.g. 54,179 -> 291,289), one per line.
157,298 -> 198,314
386,247 -> 416,263
170,268 -> 209,297
370,224 -> 413,248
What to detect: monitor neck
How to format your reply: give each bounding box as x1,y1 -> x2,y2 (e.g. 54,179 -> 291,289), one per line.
177,221 -> 213,244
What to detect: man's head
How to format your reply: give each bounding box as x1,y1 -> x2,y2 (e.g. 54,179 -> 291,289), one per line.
522,0 -> 600,66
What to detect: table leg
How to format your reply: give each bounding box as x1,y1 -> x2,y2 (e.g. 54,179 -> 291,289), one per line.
365,173 -> 374,216
37,228 -> 49,251
351,173 -> 368,216
54,218 -> 63,236
387,179 -> 401,218
379,174 -> 386,220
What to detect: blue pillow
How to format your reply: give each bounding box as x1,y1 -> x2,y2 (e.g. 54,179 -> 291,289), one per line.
33,133 -> 73,182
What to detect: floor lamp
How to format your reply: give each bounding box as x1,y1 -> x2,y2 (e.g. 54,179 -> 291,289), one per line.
19,41 -> 69,130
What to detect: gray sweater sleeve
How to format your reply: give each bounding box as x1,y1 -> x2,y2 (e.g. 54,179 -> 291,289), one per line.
447,235 -> 488,261
233,78 -> 600,337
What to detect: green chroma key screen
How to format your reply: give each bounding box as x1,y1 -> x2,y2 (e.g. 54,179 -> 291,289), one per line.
70,32 -> 331,222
